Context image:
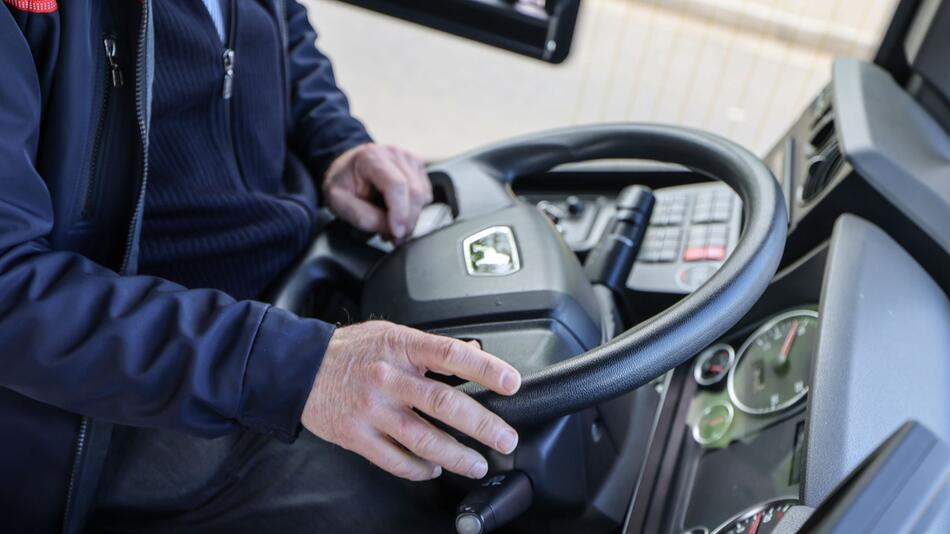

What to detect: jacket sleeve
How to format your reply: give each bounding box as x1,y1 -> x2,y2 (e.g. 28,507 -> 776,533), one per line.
285,0 -> 373,180
0,14 -> 330,443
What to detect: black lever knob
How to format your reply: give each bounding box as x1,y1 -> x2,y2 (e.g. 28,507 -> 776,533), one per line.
455,471 -> 533,534
583,185 -> 655,291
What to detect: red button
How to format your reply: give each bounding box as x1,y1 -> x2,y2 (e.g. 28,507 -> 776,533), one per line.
705,246 -> 726,260
683,247 -> 706,262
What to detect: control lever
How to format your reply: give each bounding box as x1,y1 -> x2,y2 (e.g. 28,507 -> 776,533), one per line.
455,471 -> 533,534
583,185 -> 655,291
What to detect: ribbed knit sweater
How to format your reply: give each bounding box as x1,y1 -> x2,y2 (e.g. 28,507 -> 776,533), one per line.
140,0 -> 365,299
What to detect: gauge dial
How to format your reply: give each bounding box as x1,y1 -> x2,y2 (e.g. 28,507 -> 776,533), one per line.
693,401 -> 734,445
694,344 -> 735,386
711,498 -> 798,534
728,310 -> 818,415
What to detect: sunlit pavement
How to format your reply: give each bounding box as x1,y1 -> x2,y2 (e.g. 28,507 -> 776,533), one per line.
303,0 -> 885,158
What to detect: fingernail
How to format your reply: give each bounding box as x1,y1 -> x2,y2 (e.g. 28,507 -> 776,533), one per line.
431,466 -> 442,479
393,223 -> 406,239
502,371 -> 521,394
470,460 -> 488,479
497,429 -> 518,454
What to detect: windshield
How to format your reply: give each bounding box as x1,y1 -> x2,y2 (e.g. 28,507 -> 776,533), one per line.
309,0 -> 896,159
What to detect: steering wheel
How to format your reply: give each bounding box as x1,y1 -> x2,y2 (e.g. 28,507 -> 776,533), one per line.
276,124 -> 787,427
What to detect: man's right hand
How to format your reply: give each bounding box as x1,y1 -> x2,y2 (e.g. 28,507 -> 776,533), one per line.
302,321 -> 522,481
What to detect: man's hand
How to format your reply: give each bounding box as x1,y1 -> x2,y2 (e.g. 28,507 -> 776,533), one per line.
323,144 -> 433,241
302,321 -> 521,481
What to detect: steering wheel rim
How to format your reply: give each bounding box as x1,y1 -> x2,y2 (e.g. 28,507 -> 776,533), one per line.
427,123 -> 788,425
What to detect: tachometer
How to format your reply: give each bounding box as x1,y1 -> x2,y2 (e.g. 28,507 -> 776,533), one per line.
728,310 -> 818,415
711,498 -> 798,534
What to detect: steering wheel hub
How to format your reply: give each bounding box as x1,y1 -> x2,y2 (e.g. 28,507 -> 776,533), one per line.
363,201 -> 605,358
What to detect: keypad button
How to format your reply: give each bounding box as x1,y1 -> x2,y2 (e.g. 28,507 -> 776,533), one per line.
705,246 -> 727,261
639,248 -> 660,263
683,247 -> 706,262
658,248 -> 677,262
707,224 -> 728,239
692,210 -> 712,224
711,207 -> 731,222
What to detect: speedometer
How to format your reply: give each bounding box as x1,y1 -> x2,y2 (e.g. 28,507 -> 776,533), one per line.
711,498 -> 798,534
728,310 -> 818,415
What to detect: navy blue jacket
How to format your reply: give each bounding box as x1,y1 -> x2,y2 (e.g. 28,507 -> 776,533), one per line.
0,1 -> 371,531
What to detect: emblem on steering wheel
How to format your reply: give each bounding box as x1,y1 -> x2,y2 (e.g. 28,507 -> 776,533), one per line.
463,226 -> 521,276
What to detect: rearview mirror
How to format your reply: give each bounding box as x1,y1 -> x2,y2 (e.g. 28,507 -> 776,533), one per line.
331,0 -> 582,64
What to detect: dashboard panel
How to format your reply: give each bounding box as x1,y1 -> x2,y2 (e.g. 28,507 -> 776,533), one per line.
677,306 -> 817,533
618,237 -> 829,534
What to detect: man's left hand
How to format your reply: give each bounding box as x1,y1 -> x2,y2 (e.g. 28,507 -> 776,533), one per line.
323,144 -> 433,241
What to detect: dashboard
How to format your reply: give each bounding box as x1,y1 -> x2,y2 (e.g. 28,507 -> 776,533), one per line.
677,307 -> 817,534
512,173 -> 825,533
504,53 -> 949,532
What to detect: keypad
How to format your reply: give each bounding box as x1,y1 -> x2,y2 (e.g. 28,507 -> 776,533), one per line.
691,189 -> 734,224
649,193 -> 689,226
637,186 -> 739,265
640,226 -> 682,263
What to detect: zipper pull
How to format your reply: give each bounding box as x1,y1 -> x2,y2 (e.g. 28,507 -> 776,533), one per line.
103,37 -> 124,88
222,49 -> 235,99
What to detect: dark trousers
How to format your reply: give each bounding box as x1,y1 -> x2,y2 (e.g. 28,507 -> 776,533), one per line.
90,427 -> 456,533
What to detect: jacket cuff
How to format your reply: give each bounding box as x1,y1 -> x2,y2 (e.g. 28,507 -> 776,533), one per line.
238,306 -> 335,442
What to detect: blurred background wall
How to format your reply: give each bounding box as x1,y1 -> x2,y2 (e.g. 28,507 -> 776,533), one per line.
302,0 -> 898,158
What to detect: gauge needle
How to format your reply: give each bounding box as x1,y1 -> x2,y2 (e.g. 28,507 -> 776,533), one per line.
748,512 -> 763,534
777,319 -> 799,367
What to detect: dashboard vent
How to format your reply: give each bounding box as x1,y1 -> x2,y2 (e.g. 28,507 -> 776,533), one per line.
810,103 -> 836,152
802,142 -> 844,203
801,91 -> 842,203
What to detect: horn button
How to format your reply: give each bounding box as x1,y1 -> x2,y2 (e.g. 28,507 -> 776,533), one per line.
361,204 -> 604,370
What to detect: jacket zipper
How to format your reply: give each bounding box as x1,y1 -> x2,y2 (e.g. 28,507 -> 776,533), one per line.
222,48 -> 235,100
81,35 -> 124,220
119,0 -> 150,275
63,3 -> 149,528
221,0 -> 250,191
222,46 -> 237,164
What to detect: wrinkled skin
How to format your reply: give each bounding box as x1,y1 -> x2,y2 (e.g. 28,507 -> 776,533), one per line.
303,321 -> 522,481
323,143 -> 433,241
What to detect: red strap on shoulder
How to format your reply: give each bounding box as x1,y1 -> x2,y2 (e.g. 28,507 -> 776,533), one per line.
3,0 -> 59,13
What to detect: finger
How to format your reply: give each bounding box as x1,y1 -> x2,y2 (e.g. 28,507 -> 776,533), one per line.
388,372 -> 519,455
407,332 -> 521,396
382,149 -> 425,238
400,150 -> 433,207
348,429 -> 442,482
357,153 -> 412,239
378,408 -> 488,479
327,188 -> 388,234
389,148 -> 433,235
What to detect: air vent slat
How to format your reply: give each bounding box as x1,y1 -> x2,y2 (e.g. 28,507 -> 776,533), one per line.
801,142 -> 843,203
